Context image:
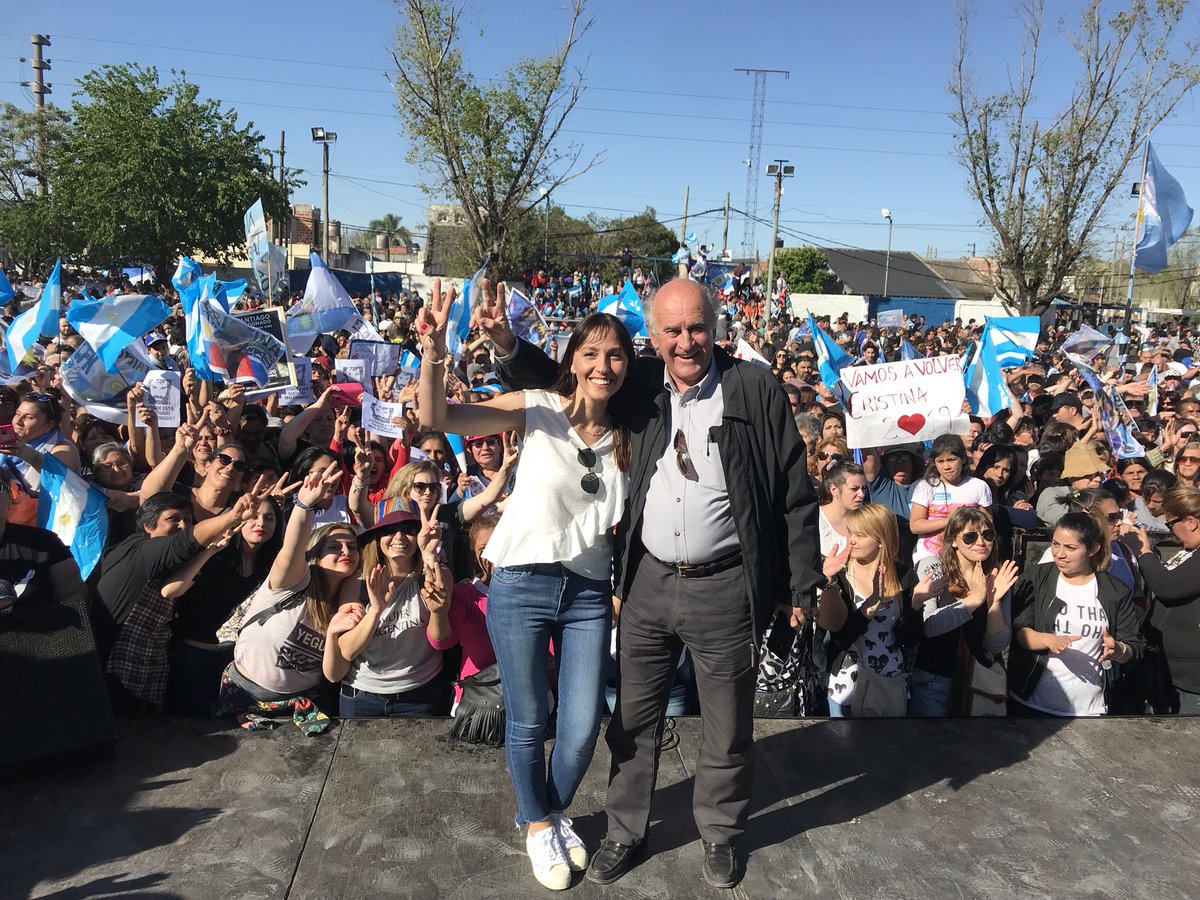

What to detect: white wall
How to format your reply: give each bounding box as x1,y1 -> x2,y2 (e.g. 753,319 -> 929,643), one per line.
788,293 -> 869,321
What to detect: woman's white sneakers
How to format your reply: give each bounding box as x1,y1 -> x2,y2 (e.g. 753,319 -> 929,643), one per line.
527,825 -> 571,891
551,813 -> 588,872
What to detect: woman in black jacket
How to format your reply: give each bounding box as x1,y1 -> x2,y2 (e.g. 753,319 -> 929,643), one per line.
1129,486 -> 1200,715
1008,511 -> 1144,716
818,503 -> 937,717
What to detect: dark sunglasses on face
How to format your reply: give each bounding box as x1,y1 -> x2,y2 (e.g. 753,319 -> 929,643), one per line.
470,437 -> 500,448
578,447 -> 600,494
818,451 -> 844,462
389,521 -> 421,537
1166,516 -> 1188,529
1103,511 -> 1123,524
215,452 -> 248,472
961,529 -> 997,546
410,481 -> 440,493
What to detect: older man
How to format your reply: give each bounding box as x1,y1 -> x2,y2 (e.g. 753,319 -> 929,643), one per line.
486,277 -> 820,889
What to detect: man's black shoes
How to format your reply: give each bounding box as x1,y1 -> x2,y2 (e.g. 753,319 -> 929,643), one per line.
702,841 -> 741,889
585,838 -> 645,885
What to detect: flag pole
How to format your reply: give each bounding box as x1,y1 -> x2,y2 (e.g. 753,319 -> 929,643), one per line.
1123,139 -> 1151,341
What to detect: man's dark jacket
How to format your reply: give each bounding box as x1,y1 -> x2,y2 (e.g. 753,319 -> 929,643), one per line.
499,340 -> 822,639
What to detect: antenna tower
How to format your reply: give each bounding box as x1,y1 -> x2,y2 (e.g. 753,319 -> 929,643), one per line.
735,67 -> 788,260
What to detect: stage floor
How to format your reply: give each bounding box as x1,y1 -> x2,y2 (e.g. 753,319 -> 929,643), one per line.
6,716 -> 1200,899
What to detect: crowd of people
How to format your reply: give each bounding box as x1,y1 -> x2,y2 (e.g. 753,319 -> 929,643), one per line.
2,256 -> 1199,890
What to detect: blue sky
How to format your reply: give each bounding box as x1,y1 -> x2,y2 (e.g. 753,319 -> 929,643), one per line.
4,0 -> 1199,263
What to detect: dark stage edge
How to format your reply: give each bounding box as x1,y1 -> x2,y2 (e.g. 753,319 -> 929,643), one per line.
6,716 -> 1200,899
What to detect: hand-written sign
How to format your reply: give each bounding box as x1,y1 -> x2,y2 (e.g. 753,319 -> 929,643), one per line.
842,355 -> 969,449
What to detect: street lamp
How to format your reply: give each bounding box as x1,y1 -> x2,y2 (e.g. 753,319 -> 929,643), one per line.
312,126 -> 338,261
764,160 -> 794,337
881,208 -> 893,298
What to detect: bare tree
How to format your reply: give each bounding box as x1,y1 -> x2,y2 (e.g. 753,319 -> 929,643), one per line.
390,0 -> 601,273
951,0 -> 1200,315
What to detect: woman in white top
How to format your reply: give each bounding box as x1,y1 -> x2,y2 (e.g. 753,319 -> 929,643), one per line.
220,461 -> 365,735
818,460 -> 868,555
418,279 -> 633,893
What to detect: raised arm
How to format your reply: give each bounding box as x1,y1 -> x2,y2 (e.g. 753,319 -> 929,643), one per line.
416,278 -> 526,438
479,281 -> 559,390
459,432 -> 519,522
278,385 -> 335,463
268,461 -> 342,590
139,423 -> 196,502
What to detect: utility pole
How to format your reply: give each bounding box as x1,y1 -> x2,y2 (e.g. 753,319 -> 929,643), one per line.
277,130 -> 286,245
735,68 -> 789,261
311,127 -> 337,262
882,209 -> 894,297
721,192 -> 730,259
679,185 -> 690,277
764,160 -> 793,332
29,34 -> 52,197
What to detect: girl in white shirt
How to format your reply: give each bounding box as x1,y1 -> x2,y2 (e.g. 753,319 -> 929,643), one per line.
417,279 -> 634,893
910,434 -> 993,567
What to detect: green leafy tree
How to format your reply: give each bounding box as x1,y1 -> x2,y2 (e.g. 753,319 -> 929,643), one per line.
772,247 -> 835,294
391,0 -> 600,273
0,102 -> 71,266
42,64 -> 297,278
951,0 -> 1200,315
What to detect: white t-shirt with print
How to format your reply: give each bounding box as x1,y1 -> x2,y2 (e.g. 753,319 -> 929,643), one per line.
346,575 -> 442,694
910,476 -> 993,564
828,586 -> 906,709
234,570 -> 325,696
1024,575 -> 1109,717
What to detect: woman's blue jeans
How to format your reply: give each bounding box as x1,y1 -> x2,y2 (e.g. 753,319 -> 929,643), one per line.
486,562 -> 611,827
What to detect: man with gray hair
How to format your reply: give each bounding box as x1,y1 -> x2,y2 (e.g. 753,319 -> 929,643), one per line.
482,277 -> 821,889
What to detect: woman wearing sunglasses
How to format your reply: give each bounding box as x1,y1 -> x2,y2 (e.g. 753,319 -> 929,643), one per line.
323,501 -> 452,717
910,508 -> 1019,717
418,281 -> 633,892
808,436 -> 849,485
139,427 -> 249,522
1008,510 -> 1144,717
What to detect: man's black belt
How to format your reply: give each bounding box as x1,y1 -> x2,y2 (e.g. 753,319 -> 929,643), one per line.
650,549 -> 742,578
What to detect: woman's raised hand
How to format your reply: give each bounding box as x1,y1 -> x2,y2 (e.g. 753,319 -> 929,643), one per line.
417,502 -> 442,563
415,278 -> 455,354
498,431 -> 521,474
822,543 -> 851,581
472,278 -> 515,355
365,563 -> 393,613
327,602 -> 366,638
421,564 -> 449,615
296,460 -> 341,509
989,560 -> 1020,604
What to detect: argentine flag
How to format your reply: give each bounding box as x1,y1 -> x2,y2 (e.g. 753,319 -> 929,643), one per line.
66,293 -> 172,373
984,315 -> 1040,369
283,252 -> 358,354
37,453 -> 109,580
807,312 -> 853,407
598,278 -> 648,338
900,338 -> 922,361
1147,367 -> 1159,418
0,267 -> 13,304
1135,141 -> 1194,275
963,324 -> 1011,417
671,246 -> 689,264
685,231 -> 697,244
6,258 -> 61,371
449,258 -> 489,360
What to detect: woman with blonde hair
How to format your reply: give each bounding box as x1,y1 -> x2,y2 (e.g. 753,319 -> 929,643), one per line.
818,503 -> 938,717
910,507 -> 1018,716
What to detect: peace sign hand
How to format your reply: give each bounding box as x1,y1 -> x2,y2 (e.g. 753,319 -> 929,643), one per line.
472,278 -> 515,355
415,278 -> 454,354
416,502 -> 442,563
365,564 -> 394,613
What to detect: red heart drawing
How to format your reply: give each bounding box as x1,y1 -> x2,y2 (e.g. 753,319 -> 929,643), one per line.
897,414 -> 926,435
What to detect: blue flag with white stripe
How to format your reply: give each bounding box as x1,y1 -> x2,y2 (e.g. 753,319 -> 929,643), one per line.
807,312 -> 853,407
447,258 -> 489,360
0,268 -> 13,304
598,278 -> 648,338
37,453 -> 109,580
671,246 -> 689,264
6,259 -> 60,370
66,293 -> 172,373
900,338 -> 921,361
685,231 -> 697,244
1135,141 -> 1194,275
1147,366 -> 1159,417
984,315 -> 1040,369
963,324 -> 1012,417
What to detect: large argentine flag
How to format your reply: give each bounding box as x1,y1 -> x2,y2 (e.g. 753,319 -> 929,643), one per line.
6,259 -> 61,370
1135,141 -> 1194,275
449,258 -> 489,359
964,326 -> 1011,417
985,315 -> 1040,369
807,312 -> 853,407
37,453 -> 109,580
284,252 -> 358,354
598,278 -> 648,338
66,293 -> 172,373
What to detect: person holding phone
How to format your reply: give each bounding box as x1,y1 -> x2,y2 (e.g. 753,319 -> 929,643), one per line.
1,391 -> 80,526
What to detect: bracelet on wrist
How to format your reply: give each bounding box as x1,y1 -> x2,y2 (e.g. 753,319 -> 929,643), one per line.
293,497 -> 315,512
424,351 -> 448,366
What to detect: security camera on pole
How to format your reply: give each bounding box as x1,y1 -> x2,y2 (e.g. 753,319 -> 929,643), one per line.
764,160 -> 793,339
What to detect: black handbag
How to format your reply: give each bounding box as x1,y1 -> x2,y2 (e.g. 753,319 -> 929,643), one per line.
447,663 -> 505,747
